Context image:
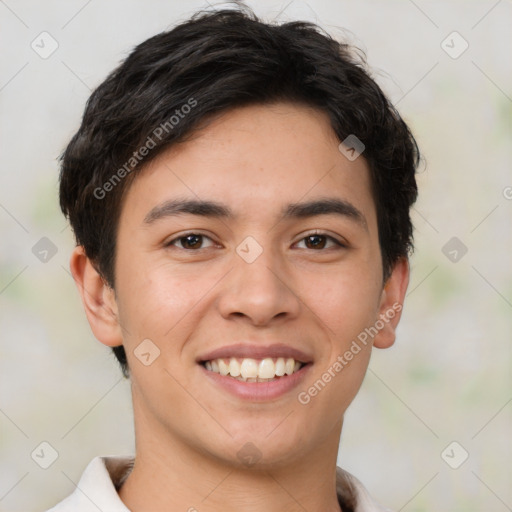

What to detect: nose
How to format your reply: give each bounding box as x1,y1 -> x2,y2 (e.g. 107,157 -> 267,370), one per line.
216,244 -> 301,326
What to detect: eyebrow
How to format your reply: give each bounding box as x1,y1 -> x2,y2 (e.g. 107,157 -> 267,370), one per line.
143,197 -> 367,230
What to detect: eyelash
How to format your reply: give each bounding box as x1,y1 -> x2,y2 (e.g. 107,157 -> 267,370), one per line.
165,231 -> 347,251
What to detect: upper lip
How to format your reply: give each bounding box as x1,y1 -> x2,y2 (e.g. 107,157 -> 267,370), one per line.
197,343 -> 313,364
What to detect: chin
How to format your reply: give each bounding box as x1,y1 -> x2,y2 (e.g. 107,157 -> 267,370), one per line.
202,423 -> 310,470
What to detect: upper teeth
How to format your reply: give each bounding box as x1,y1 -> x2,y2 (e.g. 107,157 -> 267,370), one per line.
205,357 -> 302,381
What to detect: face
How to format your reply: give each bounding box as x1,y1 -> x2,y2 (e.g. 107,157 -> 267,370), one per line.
75,102 -> 408,469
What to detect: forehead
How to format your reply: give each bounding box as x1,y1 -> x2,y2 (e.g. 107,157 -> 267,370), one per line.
120,102 -> 376,228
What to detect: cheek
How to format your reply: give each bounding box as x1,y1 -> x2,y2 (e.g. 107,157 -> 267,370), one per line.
115,259 -> 232,366
115,263 -> 204,345
314,271 -> 380,413
299,265 -> 382,340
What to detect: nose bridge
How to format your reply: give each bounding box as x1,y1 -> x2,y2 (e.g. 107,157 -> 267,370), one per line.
217,239 -> 299,324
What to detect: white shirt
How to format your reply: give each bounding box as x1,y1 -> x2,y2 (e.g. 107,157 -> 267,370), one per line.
47,456 -> 392,512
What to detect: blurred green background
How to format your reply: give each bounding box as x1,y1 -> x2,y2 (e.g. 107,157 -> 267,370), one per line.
1,1 -> 511,510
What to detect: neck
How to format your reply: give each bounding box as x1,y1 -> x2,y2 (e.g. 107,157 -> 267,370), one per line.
119,410 -> 343,512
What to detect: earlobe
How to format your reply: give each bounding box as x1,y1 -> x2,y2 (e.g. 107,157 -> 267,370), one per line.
69,246 -> 123,348
373,258 -> 410,349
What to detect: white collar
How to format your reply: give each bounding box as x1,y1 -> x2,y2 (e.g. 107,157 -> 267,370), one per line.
47,456 -> 392,512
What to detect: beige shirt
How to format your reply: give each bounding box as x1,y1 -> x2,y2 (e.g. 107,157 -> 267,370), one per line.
47,456 -> 392,512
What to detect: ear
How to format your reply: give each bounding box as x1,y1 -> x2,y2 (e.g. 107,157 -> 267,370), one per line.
373,257 -> 410,349
69,246 -> 123,347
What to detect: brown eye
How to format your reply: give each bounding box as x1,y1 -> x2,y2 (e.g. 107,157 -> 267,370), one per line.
304,234 -> 327,249
295,233 -> 345,250
168,233 -> 214,250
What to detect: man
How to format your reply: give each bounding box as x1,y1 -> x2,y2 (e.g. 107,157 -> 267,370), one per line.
50,5 -> 418,511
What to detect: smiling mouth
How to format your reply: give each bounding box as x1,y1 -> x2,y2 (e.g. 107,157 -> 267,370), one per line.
201,357 -> 306,383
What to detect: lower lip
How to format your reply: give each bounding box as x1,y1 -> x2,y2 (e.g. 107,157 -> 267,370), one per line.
200,364 -> 312,402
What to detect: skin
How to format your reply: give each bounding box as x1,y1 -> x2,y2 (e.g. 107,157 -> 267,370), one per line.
71,102 -> 409,512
